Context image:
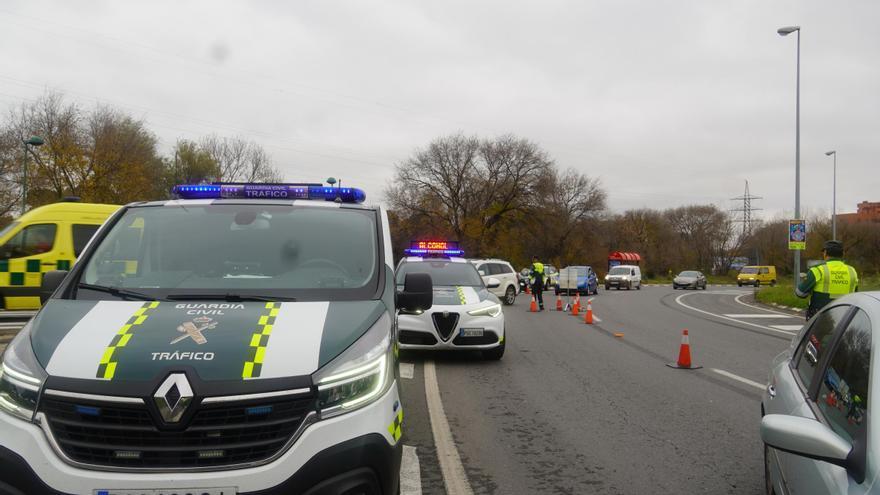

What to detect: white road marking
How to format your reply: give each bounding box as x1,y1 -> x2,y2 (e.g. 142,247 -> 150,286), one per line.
771,324 -> 804,332
400,445 -> 423,495
674,293 -> 797,336
593,315 -> 602,323
722,314 -> 797,319
733,294 -> 800,316
424,360 -> 475,495
400,362 -> 414,379
710,368 -> 766,391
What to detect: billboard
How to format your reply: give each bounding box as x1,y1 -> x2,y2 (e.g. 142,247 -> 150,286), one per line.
789,219 -> 806,250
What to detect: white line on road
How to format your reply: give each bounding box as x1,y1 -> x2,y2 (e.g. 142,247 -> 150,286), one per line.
400,445 -> 423,495
771,325 -> 804,332
710,368 -> 765,391
733,294 -> 800,316
400,362 -> 414,379
424,360 -> 474,495
722,314 -> 798,319
674,293 -> 797,336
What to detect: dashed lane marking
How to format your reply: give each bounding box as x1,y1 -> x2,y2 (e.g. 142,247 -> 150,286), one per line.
710,368 -> 765,391
722,313 -> 798,319
674,292 -> 798,336
400,362 -> 414,379
771,324 -> 804,332
424,360 -> 475,495
400,445 -> 423,495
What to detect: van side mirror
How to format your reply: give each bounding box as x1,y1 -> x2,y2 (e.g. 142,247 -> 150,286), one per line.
397,273 -> 433,313
40,270 -> 68,303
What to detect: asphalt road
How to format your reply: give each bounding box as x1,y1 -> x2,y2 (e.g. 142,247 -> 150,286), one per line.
399,285 -> 802,494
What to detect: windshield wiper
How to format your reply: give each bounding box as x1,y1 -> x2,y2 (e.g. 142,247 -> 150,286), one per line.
77,283 -> 157,301
165,293 -> 297,302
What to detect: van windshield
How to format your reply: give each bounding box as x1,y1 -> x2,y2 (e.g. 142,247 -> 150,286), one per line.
77,204 -> 380,300
740,267 -> 758,274
609,266 -> 631,275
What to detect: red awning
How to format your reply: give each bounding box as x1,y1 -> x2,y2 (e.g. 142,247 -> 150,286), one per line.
608,251 -> 642,262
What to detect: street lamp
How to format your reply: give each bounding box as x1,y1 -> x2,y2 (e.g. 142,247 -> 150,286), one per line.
825,150 -> 837,240
778,25 -> 801,286
22,136 -> 45,215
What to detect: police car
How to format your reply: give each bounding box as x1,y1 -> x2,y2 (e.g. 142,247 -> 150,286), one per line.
396,242 -> 505,360
0,182 -> 434,495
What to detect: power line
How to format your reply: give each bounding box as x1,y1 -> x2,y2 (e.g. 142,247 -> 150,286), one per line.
730,180 -> 762,237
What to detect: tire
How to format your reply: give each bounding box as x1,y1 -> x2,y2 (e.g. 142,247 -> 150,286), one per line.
737,282 -> 742,287
755,280 -> 761,287
770,280 -> 776,287
483,340 -> 505,360
636,282 -> 640,290
605,284 -> 610,290
503,285 -> 516,306
554,287 -> 560,296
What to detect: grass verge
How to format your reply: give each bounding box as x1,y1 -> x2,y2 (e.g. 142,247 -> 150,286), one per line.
755,275 -> 879,310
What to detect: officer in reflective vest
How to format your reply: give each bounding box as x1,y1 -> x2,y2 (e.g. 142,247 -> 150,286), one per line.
796,240 -> 859,319
530,255 -> 545,311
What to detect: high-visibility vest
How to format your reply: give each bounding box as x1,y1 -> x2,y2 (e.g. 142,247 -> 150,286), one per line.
809,260 -> 858,299
532,262 -> 544,275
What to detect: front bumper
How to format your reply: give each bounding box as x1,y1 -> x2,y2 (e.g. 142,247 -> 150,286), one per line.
0,384 -> 403,495
398,309 -> 504,351
605,278 -> 630,287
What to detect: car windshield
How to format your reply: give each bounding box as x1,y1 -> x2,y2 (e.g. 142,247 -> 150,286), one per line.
609,266 -> 631,275
397,261 -> 483,287
77,203 -> 379,300
740,267 -> 758,274
679,271 -> 699,277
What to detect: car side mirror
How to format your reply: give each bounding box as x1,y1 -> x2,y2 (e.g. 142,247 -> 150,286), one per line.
40,270 -> 69,304
486,277 -> 501,289
760,415 -> 861,480
397,273 -> 433,313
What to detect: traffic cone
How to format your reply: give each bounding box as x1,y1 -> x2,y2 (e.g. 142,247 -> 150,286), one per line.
556,293 -> 563,311
571,293 -> 581,316
529,295 -> 538,313
584,300 -> 593,324
667,329 -> 702,369
525,284 -> 531,295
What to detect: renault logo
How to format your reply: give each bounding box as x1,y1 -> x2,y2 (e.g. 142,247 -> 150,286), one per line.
153,373 -> 193,423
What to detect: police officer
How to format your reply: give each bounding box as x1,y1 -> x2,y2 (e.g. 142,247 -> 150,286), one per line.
530,255 -> 545,311
796,240 -> 859,319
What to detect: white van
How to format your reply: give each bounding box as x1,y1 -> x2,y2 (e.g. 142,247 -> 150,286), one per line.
604,264 -> 642,290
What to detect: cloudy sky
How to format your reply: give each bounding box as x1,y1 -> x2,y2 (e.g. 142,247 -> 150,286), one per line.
2,1 -> 877,219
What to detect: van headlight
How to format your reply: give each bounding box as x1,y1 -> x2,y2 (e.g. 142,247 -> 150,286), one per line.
468,303 -> 502,318
0,323 -> 45,422
313,313 -> 393,420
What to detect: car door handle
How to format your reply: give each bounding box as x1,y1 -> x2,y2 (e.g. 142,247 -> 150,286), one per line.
767,384 -> 776,399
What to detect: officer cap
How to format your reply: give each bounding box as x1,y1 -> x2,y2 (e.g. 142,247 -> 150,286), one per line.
823,240 -> 843,256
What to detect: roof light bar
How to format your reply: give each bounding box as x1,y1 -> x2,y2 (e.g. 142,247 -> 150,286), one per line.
172,183 -> 366,203
403,240 -> 464,257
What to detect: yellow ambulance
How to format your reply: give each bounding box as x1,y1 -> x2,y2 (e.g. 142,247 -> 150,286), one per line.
0,201 -> 119,309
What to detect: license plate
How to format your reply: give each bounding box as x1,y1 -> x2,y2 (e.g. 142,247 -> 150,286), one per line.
461,328 -> 484,337
95,489 -> 236,495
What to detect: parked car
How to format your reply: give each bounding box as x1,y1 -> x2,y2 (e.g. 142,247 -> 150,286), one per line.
544,265 -> 560,291
673,270 -> 707,290
737,265 -> 777,287
761,292 -> 878,494
556,266 -> 599,296
470,258 -> 519,305
604,265 -> 642,290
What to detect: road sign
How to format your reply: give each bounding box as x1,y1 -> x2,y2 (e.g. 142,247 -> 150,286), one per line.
789,219 -> 806,250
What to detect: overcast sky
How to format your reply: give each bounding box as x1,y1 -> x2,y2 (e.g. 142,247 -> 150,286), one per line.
2,1 -> 877,219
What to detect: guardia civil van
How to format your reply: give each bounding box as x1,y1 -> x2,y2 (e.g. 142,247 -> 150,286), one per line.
0,183 -> 433,495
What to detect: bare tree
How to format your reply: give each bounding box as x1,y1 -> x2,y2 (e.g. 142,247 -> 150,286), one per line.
199,135 -> 282,183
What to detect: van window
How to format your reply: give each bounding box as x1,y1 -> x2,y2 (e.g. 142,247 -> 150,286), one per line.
0,223 -> 57,259
72,224 -> 101,257
760,267 -> 769,274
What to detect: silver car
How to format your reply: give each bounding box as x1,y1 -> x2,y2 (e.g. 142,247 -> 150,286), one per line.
673,270 -> 707,290
761,292 -> 878,494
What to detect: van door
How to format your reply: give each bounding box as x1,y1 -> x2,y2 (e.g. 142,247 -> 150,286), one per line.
0,222 -> 63,309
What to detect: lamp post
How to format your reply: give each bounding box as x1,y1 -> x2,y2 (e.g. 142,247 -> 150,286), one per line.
21,136 -> 45,215
778,25 -> 801,286
825,150 -> 837,240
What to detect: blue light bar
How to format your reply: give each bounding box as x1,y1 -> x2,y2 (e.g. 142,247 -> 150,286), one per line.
245,405 -> 273,416
75,405 -> 101,416
172,183 -> 366,203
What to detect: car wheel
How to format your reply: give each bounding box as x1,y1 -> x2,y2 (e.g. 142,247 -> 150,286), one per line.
770,280 -> 776,287
605,284 -> 610,290
636,282 -> 640,290
755,280 -> 761,287
737,282 -> 742,287
483,340 -> 505,360
503,285 -> 516,306
764,444 -> 776,495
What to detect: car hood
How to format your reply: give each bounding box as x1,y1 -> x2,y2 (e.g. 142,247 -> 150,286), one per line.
675,277 -> 697,283
28,299 -> 387,383
431,286 -> 494,306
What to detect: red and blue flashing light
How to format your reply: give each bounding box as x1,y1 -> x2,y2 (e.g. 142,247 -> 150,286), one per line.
404,240 -> 464,257
172,183 -> 366,203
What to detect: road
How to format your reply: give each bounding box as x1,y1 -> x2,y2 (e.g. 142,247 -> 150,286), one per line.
399,285 -> 804,494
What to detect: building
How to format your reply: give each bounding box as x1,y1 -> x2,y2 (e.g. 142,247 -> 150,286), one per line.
838,201 -> 880,224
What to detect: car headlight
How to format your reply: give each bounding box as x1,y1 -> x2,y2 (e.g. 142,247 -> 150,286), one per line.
313,313 -> 393,420
468,303 -> 502,318
0,323 -> 46,422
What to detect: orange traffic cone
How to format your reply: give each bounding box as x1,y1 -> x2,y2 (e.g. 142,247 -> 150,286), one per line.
525,284 -> 531,295
584,300 -> 593,324
556,293 -> 563,311
529,295 -> 538,313
571,293 -> 581,316
667,329 -> 702,369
